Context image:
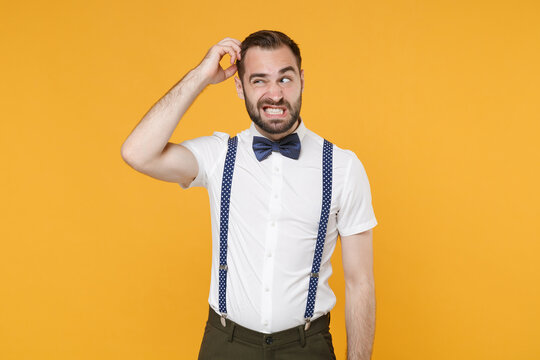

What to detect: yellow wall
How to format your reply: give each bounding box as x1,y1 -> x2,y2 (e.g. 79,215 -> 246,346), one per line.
2,0 -> 539,359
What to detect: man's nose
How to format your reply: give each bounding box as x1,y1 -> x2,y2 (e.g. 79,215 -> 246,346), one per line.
266,82 -> 283,102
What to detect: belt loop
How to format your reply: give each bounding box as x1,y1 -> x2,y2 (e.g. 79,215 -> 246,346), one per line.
227,322 -> 236,342
298,324 -> 306,347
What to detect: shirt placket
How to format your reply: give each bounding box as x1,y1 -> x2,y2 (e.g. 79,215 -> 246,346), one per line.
260,154 -> 283,332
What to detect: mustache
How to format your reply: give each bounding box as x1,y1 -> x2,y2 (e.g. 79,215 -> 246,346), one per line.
257,98 -> 290,108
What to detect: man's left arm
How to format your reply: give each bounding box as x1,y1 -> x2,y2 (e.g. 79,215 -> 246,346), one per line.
341,229 -> 375,360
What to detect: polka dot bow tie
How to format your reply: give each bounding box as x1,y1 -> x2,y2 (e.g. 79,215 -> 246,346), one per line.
252,133 -> 301,161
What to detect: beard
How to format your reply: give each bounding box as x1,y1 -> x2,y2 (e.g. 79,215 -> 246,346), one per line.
243,91 -> 302,135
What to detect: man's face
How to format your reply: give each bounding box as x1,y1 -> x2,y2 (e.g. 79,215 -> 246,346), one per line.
235,46 -> 304,137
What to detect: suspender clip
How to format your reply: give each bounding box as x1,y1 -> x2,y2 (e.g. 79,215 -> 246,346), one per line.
304,317 -> 311,331
220,313 -> 227,327
219,265 -> 228,270
310,272 -> 319,278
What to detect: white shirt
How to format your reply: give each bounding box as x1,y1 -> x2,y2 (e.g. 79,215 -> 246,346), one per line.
180,119 -> 377,333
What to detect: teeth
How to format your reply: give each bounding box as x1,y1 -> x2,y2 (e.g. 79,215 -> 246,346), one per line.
264,108 -> 284,115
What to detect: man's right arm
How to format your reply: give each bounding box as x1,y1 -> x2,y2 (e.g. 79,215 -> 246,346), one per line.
120,38 -> 242,187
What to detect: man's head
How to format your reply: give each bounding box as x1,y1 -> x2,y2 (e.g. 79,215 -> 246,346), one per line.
234,30 -> 304,140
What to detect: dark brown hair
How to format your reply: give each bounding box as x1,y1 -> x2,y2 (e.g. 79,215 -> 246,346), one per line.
237,30 -> 302,81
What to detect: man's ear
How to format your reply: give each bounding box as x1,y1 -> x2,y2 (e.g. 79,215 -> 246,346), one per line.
300,69 -> 305,93
234,76 -> 245,100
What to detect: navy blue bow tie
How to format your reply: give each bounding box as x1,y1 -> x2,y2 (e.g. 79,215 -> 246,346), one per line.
252,133 -> 301,161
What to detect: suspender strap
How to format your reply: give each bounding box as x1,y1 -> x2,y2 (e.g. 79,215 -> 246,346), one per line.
303,139 -> 333,329
218,136 -> 238,323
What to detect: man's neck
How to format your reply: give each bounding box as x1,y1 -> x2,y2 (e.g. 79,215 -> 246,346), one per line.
254,118 -> 301,141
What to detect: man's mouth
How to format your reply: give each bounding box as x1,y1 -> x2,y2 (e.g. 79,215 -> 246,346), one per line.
262,106 -> 287,116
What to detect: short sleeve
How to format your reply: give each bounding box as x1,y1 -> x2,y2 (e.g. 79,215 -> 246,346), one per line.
178,131 -> 229,189
336,152 -> 378,236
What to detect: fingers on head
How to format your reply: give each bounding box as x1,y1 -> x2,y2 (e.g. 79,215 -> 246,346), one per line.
217,45 -> 241,63
224,63 -> 237,79
218,38 -> 242,59
220,37 -> 241,46
222,46 -> 237,63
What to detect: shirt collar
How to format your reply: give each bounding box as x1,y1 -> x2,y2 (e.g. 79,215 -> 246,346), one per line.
248,118 -> 307,142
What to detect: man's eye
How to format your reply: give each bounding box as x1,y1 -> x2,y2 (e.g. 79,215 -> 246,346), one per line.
281,78 -> 291,83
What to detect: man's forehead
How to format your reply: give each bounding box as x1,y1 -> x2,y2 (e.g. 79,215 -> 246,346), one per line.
242,45 -> 300,75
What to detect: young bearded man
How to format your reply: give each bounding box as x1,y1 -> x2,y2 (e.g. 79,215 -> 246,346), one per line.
121,30 -> 377,360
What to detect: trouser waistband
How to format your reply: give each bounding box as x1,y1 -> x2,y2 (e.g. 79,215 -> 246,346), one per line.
206,306 -> 331,348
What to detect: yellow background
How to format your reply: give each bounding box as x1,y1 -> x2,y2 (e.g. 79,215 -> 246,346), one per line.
2,0 -> 539,359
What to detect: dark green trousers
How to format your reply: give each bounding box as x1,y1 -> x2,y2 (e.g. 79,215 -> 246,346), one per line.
198,306 -> 336,360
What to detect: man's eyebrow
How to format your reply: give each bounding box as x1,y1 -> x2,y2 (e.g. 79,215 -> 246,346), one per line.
248,66 -> 298,81
249,73 -> 268,81
278,66 -> 296,74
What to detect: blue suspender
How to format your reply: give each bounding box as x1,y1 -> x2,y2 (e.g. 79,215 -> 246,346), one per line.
218,136 -> 334,329
303,139 -> 333,329
218,136 -> 238,326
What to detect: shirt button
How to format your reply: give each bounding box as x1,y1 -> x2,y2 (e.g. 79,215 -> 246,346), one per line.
271,222 -> 276,227
263,320 -> 268,326
265,287 -> 269,292
265,336 -> 273,345
274,167 -> 279,172
273,194 -> 278,199
267,253 -> 272,258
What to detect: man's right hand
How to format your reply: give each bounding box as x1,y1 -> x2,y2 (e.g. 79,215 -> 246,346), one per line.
195,37 -> 242,86
121,37 -> 243,188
